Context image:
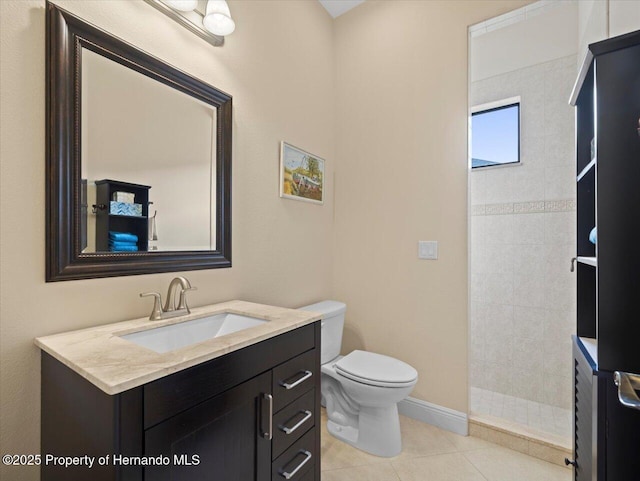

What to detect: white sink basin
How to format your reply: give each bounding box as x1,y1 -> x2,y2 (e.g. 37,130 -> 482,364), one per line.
120,312 -> 268,353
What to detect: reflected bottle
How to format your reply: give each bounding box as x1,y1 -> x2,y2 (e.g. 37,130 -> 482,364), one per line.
149,210 -> 158,251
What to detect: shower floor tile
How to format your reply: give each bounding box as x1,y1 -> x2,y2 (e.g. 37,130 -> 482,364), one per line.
470,387 -> 572,439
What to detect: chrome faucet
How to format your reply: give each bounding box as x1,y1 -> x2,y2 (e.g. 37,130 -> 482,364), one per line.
140,276 -> 197,321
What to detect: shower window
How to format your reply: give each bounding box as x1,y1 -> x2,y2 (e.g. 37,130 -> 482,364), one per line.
471,97 -> 520,169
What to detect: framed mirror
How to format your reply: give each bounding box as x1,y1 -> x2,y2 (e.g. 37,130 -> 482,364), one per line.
46,1 -> 232,281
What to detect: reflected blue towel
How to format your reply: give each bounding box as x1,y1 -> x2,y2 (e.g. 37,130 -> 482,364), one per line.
589,227 -> 597,244
110,244 -> 138,252
109,231 -> 138,242
110,240 -> 138,249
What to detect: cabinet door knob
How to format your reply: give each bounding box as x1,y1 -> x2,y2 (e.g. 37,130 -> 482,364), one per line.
564,458 -> 577,467
570,257 -> 577,272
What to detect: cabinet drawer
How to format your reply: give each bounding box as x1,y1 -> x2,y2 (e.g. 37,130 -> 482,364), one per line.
272,429 -> 316,481
273,389 -> 315,459
273,350 -> 317,412
144,324 -> 315,428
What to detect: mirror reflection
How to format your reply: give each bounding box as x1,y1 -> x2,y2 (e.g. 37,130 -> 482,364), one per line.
80,48 -> 217,253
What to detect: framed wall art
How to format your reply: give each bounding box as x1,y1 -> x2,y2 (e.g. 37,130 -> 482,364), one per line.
279,142 -> 324,205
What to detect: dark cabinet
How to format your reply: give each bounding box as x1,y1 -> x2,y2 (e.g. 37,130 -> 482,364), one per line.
145,372 -> 271,481
571,29 -> 640,481
41,322 -> 321,481
572,338 -> 605,481
94,179 -> 150,252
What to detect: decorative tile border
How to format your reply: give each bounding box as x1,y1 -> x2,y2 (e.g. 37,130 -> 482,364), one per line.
471,204 -> 486,216
472,198 -> 576,216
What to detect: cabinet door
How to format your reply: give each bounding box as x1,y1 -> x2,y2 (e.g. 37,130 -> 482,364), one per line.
145,372 -> 271,481
596,42 -> 640,374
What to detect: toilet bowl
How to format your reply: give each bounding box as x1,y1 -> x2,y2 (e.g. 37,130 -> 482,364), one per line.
300,301 -> 418,457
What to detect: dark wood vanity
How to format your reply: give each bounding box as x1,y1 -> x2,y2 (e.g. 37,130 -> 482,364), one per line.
41,322 -> 321,481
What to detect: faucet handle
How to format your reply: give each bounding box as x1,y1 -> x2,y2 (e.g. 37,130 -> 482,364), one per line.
140,292 -> 164,321
177,286 -> 197,312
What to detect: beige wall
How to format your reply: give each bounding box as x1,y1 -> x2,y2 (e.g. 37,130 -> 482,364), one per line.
332,0 -> 530,413
1,1 -> 538,478
0,1 -> 334,479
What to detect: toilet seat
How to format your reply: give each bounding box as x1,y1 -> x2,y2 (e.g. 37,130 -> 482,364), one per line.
335,350 -> 418,388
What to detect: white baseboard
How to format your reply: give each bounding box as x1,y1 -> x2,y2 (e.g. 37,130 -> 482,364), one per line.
398,397 -> 469,436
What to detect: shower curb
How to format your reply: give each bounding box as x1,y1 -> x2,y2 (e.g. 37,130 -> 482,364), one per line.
469,413 -> 572,468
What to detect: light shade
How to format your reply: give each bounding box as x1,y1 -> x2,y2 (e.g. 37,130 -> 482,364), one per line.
203,0 -> 235,36
164,0 -> 198,12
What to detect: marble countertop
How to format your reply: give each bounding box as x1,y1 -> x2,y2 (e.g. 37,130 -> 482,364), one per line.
35,300 -> 321,395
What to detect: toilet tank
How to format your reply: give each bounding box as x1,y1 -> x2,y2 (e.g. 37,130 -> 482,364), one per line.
300,300 -> 346,364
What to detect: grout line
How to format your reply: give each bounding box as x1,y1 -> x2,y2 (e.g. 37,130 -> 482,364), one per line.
459,450 -> 492,481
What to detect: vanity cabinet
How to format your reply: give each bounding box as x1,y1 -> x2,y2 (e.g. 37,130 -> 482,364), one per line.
570,29 -> 640,481
41,322 -> 321,481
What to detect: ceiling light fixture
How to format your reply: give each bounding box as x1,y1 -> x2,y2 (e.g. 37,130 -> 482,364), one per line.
164,0 -> 198,12
144,0 -> 235,48
202,0 -> 235,36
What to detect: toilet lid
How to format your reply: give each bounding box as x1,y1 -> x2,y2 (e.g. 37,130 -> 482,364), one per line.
334,350 -> 418,387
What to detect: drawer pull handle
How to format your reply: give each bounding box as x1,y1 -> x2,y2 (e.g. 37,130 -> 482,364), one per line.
281,450 -> 312,479
280,370 -> 312,390
280,410 -> 312,435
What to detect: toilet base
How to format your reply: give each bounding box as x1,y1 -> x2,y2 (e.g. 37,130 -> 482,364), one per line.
326,404 -> 402,457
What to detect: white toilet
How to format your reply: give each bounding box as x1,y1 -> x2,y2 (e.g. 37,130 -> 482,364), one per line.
300,300 -> 417,457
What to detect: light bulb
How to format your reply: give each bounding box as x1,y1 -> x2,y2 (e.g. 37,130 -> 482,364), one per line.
165,0 -> 198,12
203,0 -> 235,36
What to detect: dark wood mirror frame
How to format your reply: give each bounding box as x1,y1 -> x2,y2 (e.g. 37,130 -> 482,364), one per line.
46,2 -> 232,281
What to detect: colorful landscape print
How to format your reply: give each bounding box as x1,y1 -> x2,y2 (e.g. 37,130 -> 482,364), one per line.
281,142 -> 324,204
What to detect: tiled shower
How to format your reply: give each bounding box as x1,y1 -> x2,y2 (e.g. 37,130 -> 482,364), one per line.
469,54 -> 577,442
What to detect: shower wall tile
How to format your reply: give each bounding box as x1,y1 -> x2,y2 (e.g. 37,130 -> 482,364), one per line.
470,55 -> 577,413
513,272 -> 546,308
544,374 -> 573,410
544,130 -> 574,168
514,306 -> 545,341
485,215 -> 515,244
512,213 -> 545,245
483,273 -> 515,306
513,337 -> 544,374
514,244 -> 546,279
512,367 -> 545,403
510,166 -> 546,203
486,244 -> 515,274
545,163 -> 577,200
544,211 -> 576,245
520,134 -> 546,168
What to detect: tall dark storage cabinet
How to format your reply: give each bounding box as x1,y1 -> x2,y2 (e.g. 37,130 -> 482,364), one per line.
570,29 -> 640,481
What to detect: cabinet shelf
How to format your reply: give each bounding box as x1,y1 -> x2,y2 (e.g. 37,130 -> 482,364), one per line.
577,158 -> 596,182
108,214 -> 147,220
577,256 -> 597,267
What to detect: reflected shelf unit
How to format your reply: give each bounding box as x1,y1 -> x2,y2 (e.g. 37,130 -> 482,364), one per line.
94,180 -> 150,252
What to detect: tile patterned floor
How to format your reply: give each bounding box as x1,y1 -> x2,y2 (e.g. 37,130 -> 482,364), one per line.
320,410 -> 572,481
470,387 -> 572,439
